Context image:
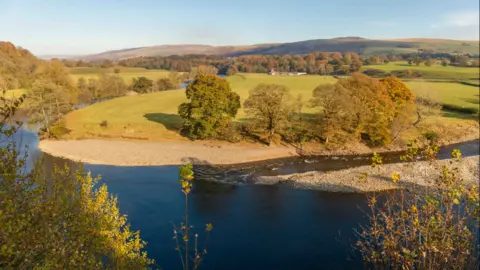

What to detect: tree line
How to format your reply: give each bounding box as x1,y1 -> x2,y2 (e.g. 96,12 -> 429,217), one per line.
57,51 -> 480,77
178,73 -> 421,148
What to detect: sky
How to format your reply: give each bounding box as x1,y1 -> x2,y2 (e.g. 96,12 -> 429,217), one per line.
0,0 -> 479,55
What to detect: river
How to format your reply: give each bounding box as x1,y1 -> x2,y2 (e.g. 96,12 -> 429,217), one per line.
10,126 -> 479,270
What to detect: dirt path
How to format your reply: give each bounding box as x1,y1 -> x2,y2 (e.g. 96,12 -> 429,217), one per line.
38,139 -> 299,166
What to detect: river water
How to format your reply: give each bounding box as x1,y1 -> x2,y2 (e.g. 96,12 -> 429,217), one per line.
11,126 -> 479,270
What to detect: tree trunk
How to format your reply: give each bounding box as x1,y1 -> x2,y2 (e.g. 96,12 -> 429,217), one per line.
413,108 -> 422,126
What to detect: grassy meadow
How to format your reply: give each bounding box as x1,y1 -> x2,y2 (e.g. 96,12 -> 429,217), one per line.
69,66 -> 172,83
63,70 -> 479,141
366,61 -> 479,80
63,73 -> 337,140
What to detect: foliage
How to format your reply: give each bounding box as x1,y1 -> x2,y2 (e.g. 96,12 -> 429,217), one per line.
243,84 -> 292,145
174,165 -> 212,270
356,146 -> 480,269
310,73 -> 396,146
0,42 -> 39,89
154,78 -> 177,91
178,75 -> 240,140
0,95 -> 153,269
131,76 -> 153,93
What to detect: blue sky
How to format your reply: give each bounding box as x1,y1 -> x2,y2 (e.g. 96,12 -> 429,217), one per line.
0,0 -> 479,55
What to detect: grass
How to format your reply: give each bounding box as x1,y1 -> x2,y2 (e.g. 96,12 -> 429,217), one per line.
63,73 -> 337,140
69,66 -> 172,84
366,61 -> 479,80
406,81 -> 479,110
61,71 -> 478,142
2,89 -> 26,100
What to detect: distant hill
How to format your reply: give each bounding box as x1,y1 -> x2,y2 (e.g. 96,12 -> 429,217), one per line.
79,44 -> 276,61
76,37 -> 479,60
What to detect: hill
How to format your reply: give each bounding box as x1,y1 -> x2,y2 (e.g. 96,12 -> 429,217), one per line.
0,41 -> 40,89
78,37 -> 480,60
79,44 -> 276,61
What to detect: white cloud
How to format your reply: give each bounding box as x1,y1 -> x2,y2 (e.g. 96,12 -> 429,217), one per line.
445,11 -> 479,27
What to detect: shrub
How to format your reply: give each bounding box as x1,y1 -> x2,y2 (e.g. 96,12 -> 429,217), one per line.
356,143 -> 479,268
100,120 -> 108,128
423,130 -> 438,142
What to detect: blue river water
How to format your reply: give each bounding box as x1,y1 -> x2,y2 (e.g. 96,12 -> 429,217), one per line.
11,126 -> 479,270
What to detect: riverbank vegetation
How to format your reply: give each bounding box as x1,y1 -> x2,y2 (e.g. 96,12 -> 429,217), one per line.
0,95 -> 153,268
356,145 -> 479,268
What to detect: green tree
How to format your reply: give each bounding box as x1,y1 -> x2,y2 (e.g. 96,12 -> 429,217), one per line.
178,75 -> 240,140
27,79 -> 72,136
130,77 -> 153,94
243,84 -> 292,145
0,96 -> 153,269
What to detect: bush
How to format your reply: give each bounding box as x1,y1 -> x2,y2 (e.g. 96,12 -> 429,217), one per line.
363,69 -> 391,77
356,144 -> 479,268
100,120 -> 108,128
423,130 -> 438,142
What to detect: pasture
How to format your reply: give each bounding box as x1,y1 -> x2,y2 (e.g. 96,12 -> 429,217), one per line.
62,72 -> 479,141
366,61 -> 479,80
63,73 -> 337,140
69,66 -> 172,83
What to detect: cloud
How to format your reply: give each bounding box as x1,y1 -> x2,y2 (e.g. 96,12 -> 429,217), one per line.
445,11 -> 479,27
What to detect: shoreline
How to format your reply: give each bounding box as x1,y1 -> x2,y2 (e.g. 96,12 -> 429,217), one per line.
256,156 -> 479,193
38,131 -> 479,166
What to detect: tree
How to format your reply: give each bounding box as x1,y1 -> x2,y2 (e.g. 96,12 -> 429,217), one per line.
243,84 -> 292,145
168,71 -> 181,89
153,78 -> 176,91
441,59 -> 449,67
0,96 -> 153,268
114,68 -> 121,74
380,76 -> 416,141
424,58 -> 436,66
196,65 -> 218,76
310,73 -> 396,146
27,79 -> 73,136
178,75 -> 240,140
130,77 -> 153,93
458,55 -> 470,66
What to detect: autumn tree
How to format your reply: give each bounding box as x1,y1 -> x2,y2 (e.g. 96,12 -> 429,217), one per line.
178,75 -> 240,140
27,60 -> 76,136
243,84 -> 292,145
424,58 -> 436,66
380,76 -> 416,141
441,59 -> 449,67
196,65 -> 218,76
130,77 -> 153,93
153,78 -> 176,91
311,73 -> 396,146
0,96 -> 153,269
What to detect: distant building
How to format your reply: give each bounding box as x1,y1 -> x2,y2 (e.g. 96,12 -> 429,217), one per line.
269,69 -> 307,76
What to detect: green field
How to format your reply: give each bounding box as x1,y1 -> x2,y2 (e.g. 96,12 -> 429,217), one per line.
366,61 -> 479,80
69,66 -> 172,83
406,81 -> 479,110
63,73 -> 337,140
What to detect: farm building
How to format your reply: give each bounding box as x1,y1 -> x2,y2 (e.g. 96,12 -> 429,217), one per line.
269,69 -> 307,76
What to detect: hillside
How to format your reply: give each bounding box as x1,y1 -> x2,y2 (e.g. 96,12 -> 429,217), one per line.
78,37 -> 480,60
80,44 -> 277,61
0,42 -> 40,89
